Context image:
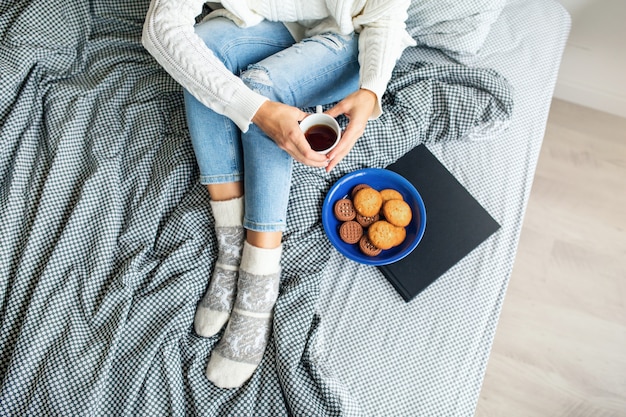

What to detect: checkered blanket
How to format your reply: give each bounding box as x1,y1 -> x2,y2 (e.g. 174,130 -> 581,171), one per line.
0,1 -> 512,415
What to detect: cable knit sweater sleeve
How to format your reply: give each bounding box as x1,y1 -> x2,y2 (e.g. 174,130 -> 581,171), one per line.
352,0 -> 416,118
142,0 -> 268,132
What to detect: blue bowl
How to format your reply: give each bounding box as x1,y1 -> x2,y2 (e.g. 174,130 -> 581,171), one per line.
322,168 -> 427,266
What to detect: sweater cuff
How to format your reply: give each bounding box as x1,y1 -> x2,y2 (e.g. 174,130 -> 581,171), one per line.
360,77 -> 388,119
224,87 -> 269,132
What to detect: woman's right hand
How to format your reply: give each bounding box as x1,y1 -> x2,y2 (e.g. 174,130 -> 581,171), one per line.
252,101 -> 329,168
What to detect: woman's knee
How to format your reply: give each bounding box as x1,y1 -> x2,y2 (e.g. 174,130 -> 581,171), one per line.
193,17 -> 242,72
194,18 -> 294,76
240,64 -> 285,103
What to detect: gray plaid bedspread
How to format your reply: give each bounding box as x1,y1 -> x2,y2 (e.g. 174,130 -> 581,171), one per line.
0,1 -> 512,415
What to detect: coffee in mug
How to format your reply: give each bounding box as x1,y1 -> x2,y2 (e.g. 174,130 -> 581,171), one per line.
300,105 -> 341,154
304,124 -> 337,152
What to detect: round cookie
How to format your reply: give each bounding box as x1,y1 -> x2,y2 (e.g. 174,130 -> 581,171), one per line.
356,212 -> 379,228
380,188 -> 403,203
350,183 -> 371,199
353,188 -> 383,217
367,220 -> 396,250
334,198 -> 356,221
359,235 -> 382,257
382,199 -> 412,227
392,225 -> 407,247
339,220 -> 363,244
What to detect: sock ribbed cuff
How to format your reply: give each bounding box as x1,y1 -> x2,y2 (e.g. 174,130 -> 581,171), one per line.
240,242 -> 282,276
210,196 -> 244,227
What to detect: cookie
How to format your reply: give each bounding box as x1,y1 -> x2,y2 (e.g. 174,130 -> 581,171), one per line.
367,220 -> 396,250
392,225 -> 407,247
353,188 -> 383,217
380,188 -> 403,203
382,199 -> 412,227
359,235 -> 382,257
339,220 -> 363,244
333,198 -> 356,221
350,183 -> 371,199
356,212 -> 379,228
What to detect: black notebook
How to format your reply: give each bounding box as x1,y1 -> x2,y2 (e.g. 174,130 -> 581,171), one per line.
378,145 -> 501,302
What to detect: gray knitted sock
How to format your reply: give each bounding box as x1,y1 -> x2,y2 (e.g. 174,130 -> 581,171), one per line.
205,242 -> 282,388
194,197 -> 244,338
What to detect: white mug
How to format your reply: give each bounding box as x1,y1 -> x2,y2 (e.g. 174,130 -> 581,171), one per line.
300,105 -> 341,154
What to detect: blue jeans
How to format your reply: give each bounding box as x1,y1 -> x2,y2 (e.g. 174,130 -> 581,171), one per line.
183,18 -> 360,232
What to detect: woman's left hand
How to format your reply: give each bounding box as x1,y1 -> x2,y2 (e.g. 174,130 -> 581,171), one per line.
324,88 -> 377,172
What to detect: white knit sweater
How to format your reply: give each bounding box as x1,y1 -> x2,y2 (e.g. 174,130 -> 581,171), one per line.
142,0 -> 415,132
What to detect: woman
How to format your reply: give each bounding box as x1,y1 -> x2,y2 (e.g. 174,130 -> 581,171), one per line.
142,0 -> 414,388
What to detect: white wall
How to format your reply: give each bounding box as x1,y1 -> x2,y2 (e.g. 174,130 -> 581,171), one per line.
553,0 -> 626,118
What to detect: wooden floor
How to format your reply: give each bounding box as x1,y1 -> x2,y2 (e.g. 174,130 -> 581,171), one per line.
475,99 -> 626,417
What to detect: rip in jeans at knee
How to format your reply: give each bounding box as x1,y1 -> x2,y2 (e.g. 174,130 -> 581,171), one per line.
241,65 -> 273,94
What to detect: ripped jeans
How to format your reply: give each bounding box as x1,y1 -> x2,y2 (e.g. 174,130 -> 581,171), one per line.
183,17 -> 360,232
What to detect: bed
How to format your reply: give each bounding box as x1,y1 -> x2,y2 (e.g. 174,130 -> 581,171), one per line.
0,0 -> 569,415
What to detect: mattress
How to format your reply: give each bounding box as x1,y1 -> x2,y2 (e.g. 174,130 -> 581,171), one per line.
315,0 -> 571,415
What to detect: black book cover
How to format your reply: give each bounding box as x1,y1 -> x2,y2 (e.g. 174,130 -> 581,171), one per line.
379,145 -> 501,302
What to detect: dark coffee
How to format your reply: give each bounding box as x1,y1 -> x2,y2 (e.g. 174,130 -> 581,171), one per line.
305,124 -> 336,152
